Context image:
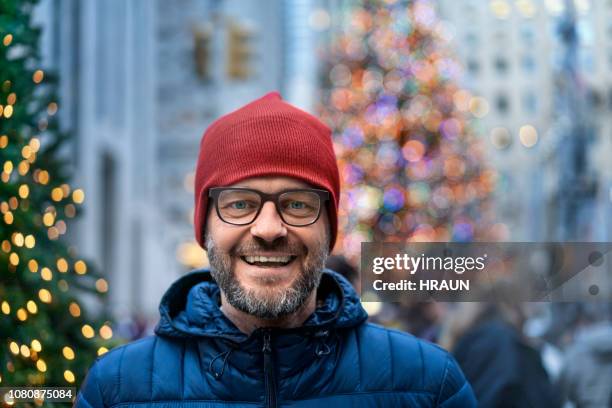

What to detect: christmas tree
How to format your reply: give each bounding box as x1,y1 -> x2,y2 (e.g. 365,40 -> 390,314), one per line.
0,1 -> 112,405
319,0 -> 497,262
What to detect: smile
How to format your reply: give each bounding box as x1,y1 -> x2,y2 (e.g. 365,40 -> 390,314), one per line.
241,255 -> 297,267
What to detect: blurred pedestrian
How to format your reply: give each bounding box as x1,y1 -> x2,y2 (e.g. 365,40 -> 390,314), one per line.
558,303 -> 612,408
440,283 -> 561,408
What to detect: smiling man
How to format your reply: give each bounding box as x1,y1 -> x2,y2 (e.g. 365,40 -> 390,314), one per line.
76,92 -> 477,407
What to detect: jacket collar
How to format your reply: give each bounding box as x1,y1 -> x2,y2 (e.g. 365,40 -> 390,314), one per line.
154,268 -> 367,341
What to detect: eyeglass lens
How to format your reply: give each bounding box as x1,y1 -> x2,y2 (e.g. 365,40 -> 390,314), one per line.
216,190 -> 321,226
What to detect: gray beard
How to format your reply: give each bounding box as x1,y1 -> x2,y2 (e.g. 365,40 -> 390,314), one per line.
206,235 -> 329,319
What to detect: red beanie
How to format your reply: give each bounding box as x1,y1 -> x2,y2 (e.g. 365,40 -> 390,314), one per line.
194,92 -> 340,251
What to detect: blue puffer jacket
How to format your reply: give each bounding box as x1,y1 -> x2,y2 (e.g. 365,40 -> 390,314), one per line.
76,269 -> 477,407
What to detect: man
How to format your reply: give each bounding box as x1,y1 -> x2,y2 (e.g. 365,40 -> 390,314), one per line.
76,92 -> 477,407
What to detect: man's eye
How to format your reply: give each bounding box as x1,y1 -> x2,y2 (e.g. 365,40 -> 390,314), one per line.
287,201 -> 306,209
229,201 -> 251,210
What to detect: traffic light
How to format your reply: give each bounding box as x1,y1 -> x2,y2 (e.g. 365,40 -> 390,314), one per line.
226,21 -> 255,80
193,25 -> 212,80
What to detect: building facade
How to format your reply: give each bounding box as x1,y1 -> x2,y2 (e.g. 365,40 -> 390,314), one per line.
437,0 -> 612,241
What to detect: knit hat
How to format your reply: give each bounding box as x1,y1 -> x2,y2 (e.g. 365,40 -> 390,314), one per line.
194,92 -> 340,251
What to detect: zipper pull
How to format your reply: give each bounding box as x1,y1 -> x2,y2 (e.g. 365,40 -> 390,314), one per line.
262,330 -> 272,353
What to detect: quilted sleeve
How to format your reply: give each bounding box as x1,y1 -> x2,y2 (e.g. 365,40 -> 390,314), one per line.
74,361 -> 105,408
437,354 -> 478,408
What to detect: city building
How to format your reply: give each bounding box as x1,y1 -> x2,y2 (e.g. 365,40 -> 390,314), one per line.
437,0 -> 612,241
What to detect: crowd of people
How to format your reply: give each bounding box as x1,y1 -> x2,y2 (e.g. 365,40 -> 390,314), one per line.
329,255 -> 612,408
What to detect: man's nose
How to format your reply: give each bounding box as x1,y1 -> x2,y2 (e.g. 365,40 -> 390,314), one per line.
250,201 -> 287,242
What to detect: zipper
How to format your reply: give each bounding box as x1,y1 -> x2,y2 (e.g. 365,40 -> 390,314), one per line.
262,330 -> 278,408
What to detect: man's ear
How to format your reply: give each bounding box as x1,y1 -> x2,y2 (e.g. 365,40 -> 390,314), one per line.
201,200 -> 215,250
202,222 -> 209,252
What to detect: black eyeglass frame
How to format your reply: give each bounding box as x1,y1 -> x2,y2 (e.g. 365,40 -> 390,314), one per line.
208,187 -> 330,227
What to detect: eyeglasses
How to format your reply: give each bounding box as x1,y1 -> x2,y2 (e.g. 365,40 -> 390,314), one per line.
208,187 -> 330,227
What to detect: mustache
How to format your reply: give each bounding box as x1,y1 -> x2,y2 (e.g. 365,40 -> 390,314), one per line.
232,237 -> 306,256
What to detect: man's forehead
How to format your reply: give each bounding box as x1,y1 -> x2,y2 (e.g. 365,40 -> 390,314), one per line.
229,176 -> 314,191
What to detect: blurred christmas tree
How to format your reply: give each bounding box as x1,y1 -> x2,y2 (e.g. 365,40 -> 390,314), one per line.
0,0 -> 112,404
320,0 -> 498,262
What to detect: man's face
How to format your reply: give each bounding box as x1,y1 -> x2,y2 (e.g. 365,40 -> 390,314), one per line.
205,176 -> 330,319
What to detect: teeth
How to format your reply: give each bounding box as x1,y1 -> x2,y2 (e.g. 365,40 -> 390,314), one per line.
244,255 -> 292,264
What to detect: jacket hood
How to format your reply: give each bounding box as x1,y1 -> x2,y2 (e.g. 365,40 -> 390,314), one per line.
155,268 -> 367,342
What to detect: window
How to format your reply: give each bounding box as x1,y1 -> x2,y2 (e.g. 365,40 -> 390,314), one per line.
496,93 -> 510,114
467,59 -> 480,75
494,56 -> 509,75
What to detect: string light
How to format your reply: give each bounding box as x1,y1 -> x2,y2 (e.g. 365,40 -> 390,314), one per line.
11,232 -> 24,246
95,278 -> 108,293
62,346 -> 75,360
9,252 -> 19,266
68,302 -> 80,317
56,258 -> 68,273
40,267 -> 52,281
74,260 -> 87,275
3,34 -> 13,46
42,212 -> 55,226
28,259 -> 38,272
24,234 -> 35,248
18,184 -> 29,198
60,183 -> 70,197
3,105 -> 13,118
99,325 -> 113,339
26,300 -> 38,314
20,344 -> 30,358
36,359 -> 46,372
16,308 -> 27,321
81,324 -> 95,339
51,187 -> 63,202
38,289 -> 52,303
21,145 -> 32,158
63,370 -> 75,383
31,340 -> 42,352
37,170 -> 49,184
47,102 -> 58,115
32,70 -> 44,84
72,188 -> 85,204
